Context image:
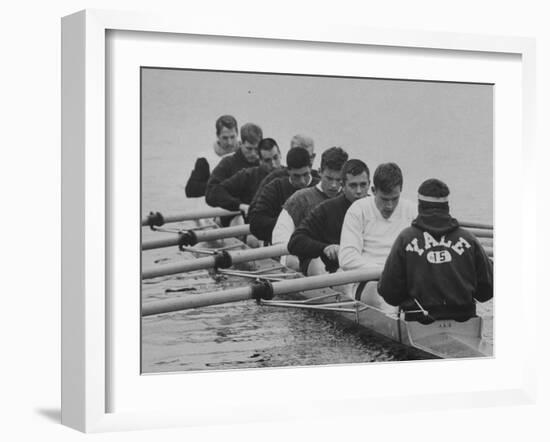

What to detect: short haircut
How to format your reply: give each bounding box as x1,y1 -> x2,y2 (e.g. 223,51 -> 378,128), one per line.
342,159 -> 370,182
418,178 -> 450,198
290,134 -> 314,151
286,147 -> 311,170
240,123 -> 263,145
373,162 -> 403,193
320,147 -> 348,172
215,115 -> 238,135
258,138 -> 279,153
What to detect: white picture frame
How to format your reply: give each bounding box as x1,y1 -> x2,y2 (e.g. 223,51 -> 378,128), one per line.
61,9 -> 537,433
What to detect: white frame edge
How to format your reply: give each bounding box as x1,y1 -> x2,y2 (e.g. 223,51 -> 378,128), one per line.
62,9 -> 107,432
61,8 -> 537,433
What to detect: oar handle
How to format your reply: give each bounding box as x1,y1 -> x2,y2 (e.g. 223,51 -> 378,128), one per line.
141,224 -> 250,250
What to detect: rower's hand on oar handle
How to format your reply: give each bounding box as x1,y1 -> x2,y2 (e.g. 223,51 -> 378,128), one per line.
239,204 -> 250,218
323,244 -> 340,261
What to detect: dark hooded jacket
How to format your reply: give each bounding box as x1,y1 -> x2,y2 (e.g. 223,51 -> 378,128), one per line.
377,202 -> 493,321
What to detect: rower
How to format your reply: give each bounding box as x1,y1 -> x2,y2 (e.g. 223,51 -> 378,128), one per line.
210,138 -> 282,221
205,122 -> 263,226
271,146 -> 349,270
287,159 -> 370,275
377,178 -> 493,323
212,114 -> 241,157
249,147 -> 319,244
185,114 -> 240,199
253,134 -> 318,193
338,162 -> 416,310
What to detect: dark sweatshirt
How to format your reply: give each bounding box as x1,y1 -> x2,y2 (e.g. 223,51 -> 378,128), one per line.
255,167 -> 289,192
250,167 -> 321,207
214,166 -> 272,212
288,194 -> 352,273
205,149 -> 258,209
377,204 -> 493,321
249,175 -> 320,243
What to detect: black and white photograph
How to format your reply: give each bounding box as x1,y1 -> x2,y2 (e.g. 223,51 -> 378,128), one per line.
140,67 -> 494,373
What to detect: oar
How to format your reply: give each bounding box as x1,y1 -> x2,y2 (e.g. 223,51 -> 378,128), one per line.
459,220 -> 493,230
142,207 -> 241,227
142,268 -> 381,316
142,243 -> 288,279
143,214 -> 492,230
142,224 -> 250,250
464,227 -> 493,238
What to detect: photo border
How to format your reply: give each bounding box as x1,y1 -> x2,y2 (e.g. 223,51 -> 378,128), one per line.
61,9 -> 537,433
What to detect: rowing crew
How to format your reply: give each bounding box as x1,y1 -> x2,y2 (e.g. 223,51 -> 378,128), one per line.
185,116 -> 493,323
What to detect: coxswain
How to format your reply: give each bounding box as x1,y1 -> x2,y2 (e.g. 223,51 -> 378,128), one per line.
377,178 -> 493,323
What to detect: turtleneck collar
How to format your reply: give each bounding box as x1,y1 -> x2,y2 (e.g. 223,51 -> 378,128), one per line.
412,201 -> 459,236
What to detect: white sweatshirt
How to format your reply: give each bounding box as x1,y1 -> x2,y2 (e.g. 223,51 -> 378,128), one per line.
339,197 -> 416,271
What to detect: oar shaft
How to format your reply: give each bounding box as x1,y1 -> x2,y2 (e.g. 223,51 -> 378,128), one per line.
459,220 -> 493,230
195,224 -> 249,241
271,268 -> 380,296
142,243 -> 288,279
142,224 -> 250,250
141,208 -> 241,226
142,285 -> 254,316
465,227 -> 493,238
142,235 -> 181,250
142,268 -> 380,316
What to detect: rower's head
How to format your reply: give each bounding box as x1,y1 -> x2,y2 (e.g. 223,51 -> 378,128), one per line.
258,138 -> 282,172
287,147 -> 312,190
290,134 -> 315,167
341,159 -> 370,203
372,162 -> 403,219
239,123 -> 263,163
318,147 -> 348,198
215,115 -> 239,152
417,178 -> 450,214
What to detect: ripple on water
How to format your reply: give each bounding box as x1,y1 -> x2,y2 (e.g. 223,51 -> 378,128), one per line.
142,287 -> 426,373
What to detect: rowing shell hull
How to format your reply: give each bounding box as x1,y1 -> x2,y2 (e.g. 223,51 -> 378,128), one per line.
276,283 -> 492,359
